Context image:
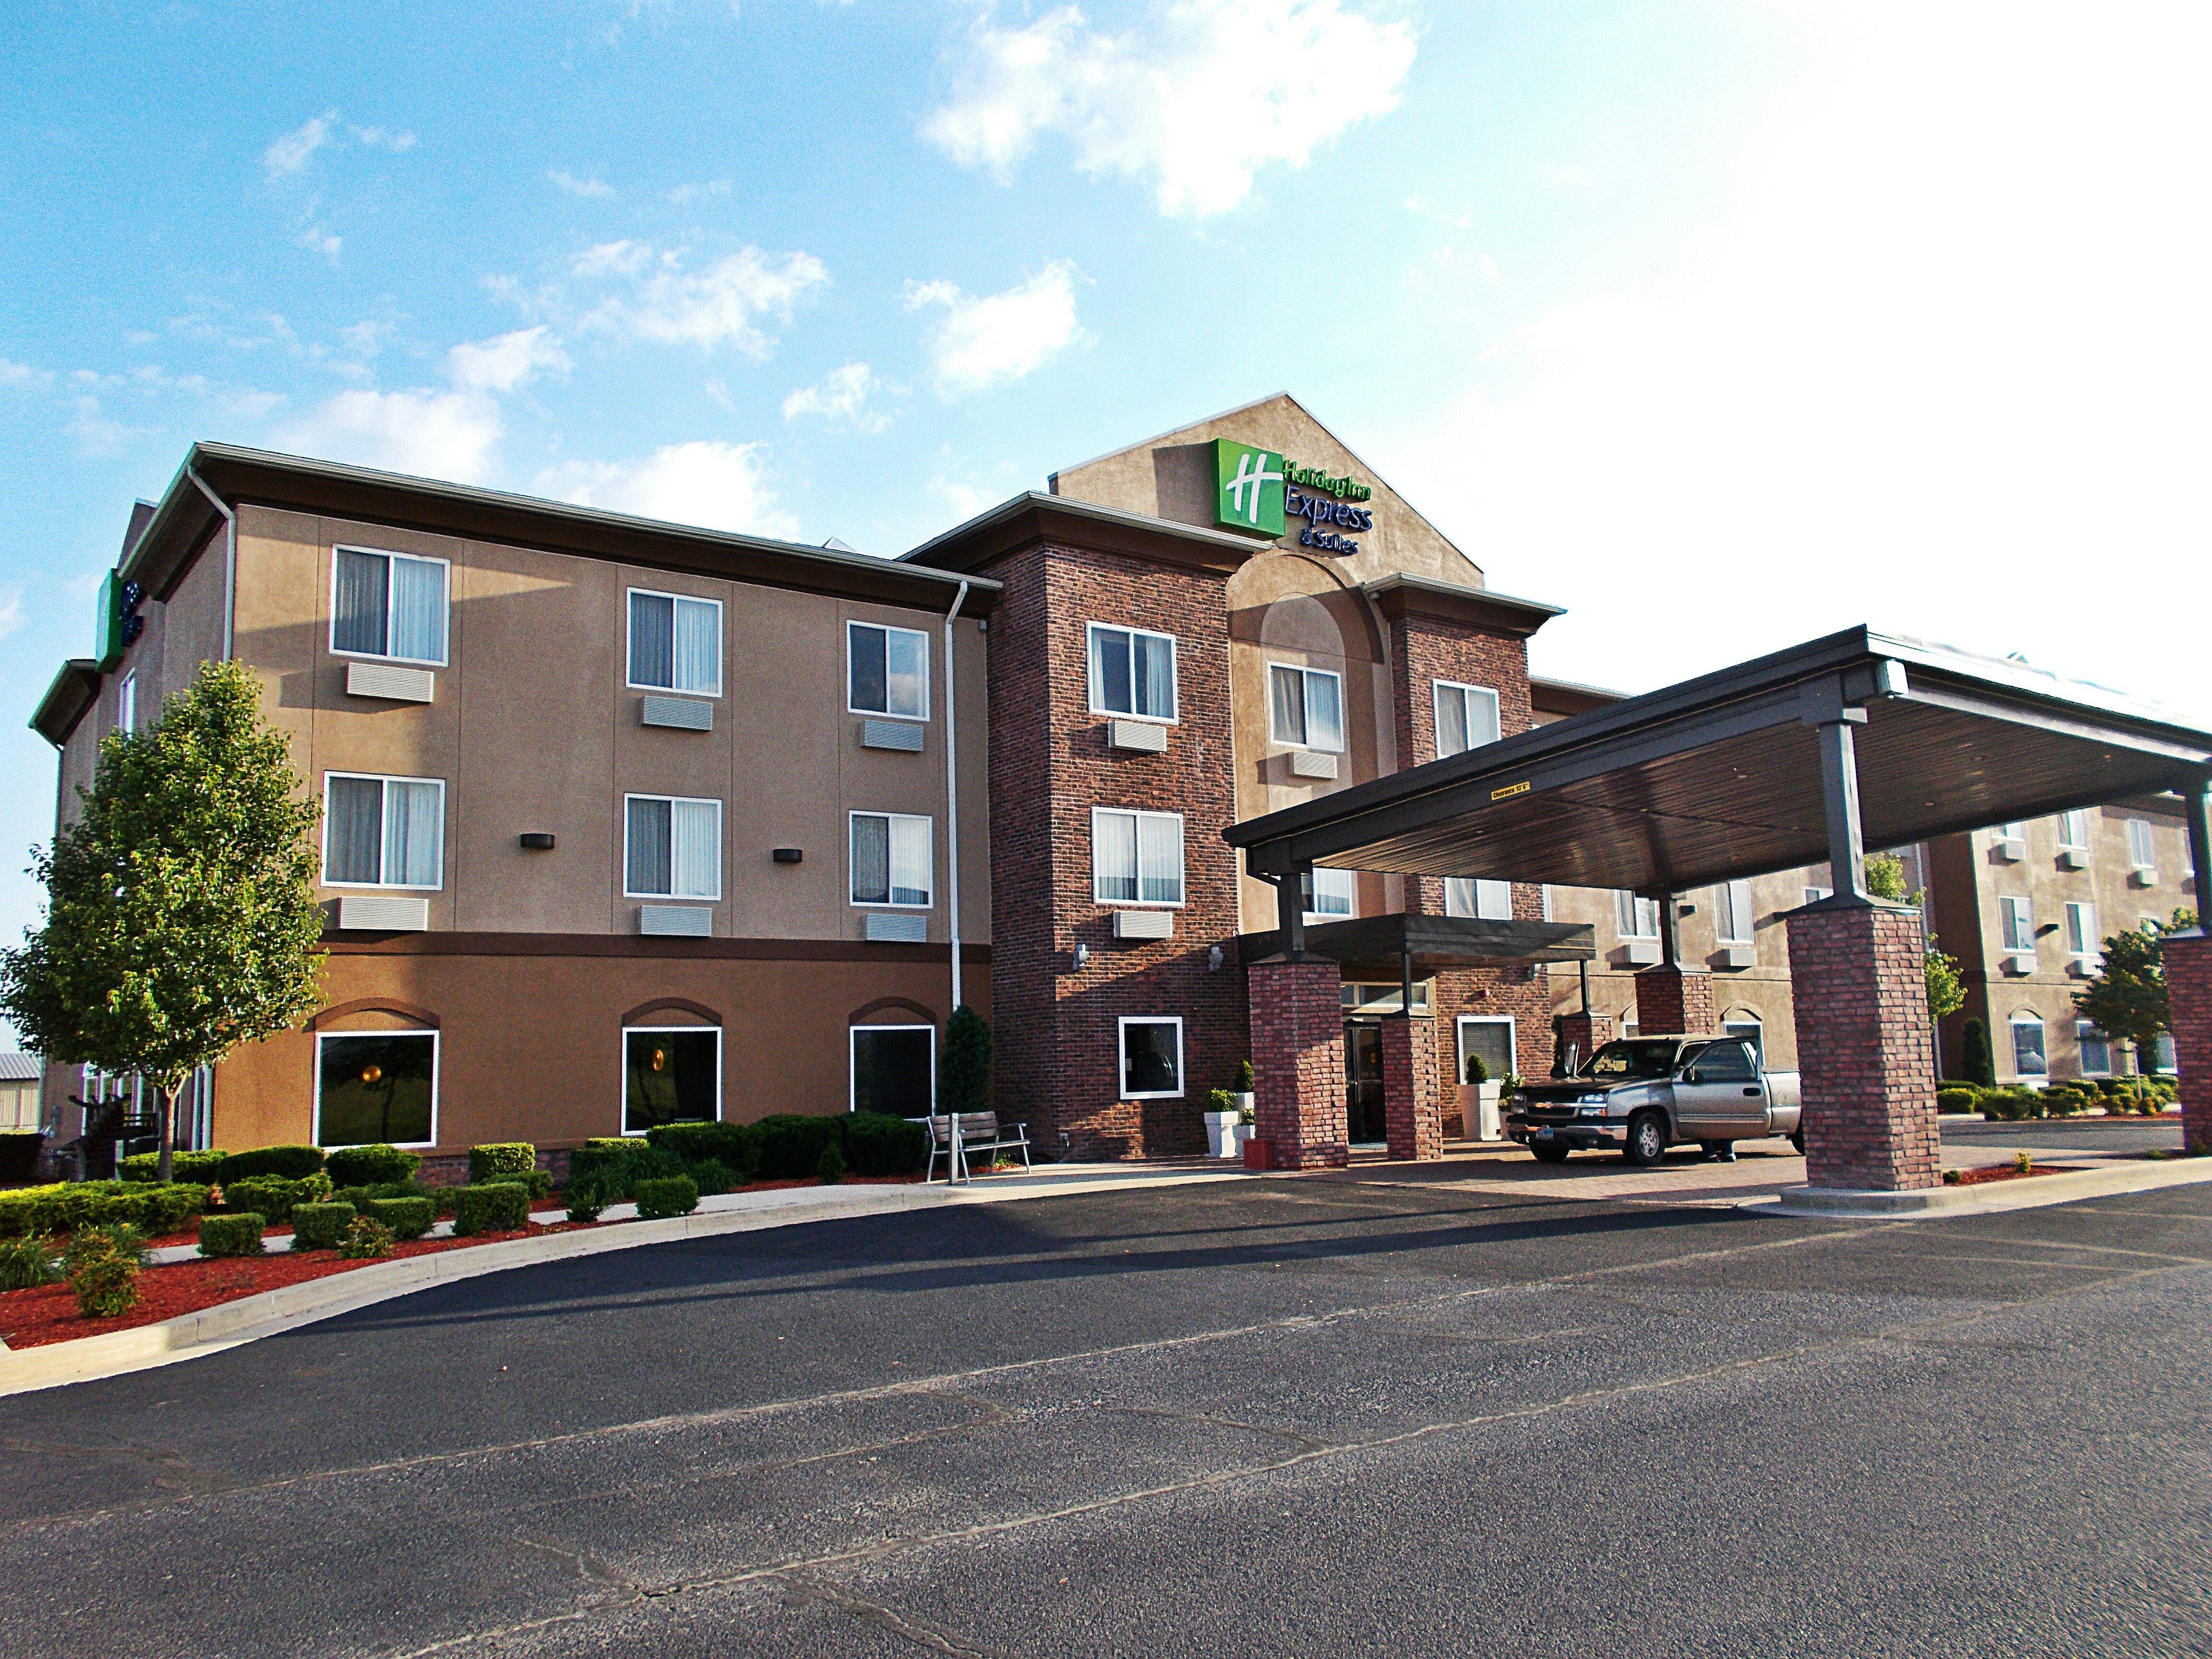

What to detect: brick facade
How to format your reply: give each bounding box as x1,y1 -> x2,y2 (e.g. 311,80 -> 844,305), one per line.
1248,956 -> 1350,1167
1380,1015 -> 1443,1160
1786,902 -> 1940,1191
2165,931 -> 2212,1154
982,539 -> 1248,1159
1555,1010 -> 1615,1073
1634,966 -> 1718,1036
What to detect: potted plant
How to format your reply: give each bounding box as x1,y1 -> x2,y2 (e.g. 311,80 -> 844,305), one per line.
1203,1088 -> 1241,1159
1232,1059 -> 1255,1117
1458,1055 -> 1505,1142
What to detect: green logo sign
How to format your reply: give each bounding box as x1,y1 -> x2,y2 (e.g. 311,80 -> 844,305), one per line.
1214,439 -> 1285,536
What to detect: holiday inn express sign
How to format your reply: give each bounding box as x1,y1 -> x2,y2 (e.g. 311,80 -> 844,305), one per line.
1213,439 -> 1373,554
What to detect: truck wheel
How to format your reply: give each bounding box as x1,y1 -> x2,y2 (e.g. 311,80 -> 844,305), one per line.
1790,1129 -> 1805,1155
1530,1142 -> 1572,1164
1623,1112 -> 1668,1167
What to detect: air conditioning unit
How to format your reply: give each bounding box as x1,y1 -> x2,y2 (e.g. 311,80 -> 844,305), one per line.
863,912 -> 928,943
2056,848 -> 2088,870
1107,719 -> 1168,754
641,695 -> 713,732
1111,909 -> 1175,941
336,894 -> 429,931
1621,939 -> 1661,967
2001,950 -> 2036,976
345,662 -> 434,703
1993,837 -> 2025,862
861,719 -> 925,753
1289,750 -> 1338,780
2066,957 -> 2095,978
2129,865 -> 2158,888
1715,943 -> 1757,970
638,904 -> 712,937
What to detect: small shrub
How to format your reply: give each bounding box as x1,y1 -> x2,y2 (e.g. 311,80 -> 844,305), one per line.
2014,1150 -> 2035,1175
1464,1054 -> 1490,1087
221,1172 -> 331,1225
324,1144 -> 423,1188
647,1120 -> 763,1180
368,1196 -> 435,1240
1205,1088 -> 1236,1115
218,1145 -> 326,1183
754,1114 -> 844,1181
338,1216 -> 396,1260
1936,1087 -> 1981,1114
1234,1059 -> 1255,1093
120,1149 -> 228,1185
565,1180 -> 608,1224
198,1214 -> 265,1257
567,1137 -> 643,1191
289,1202 -> 358,1252
451,1182 -> 532,1237
468,1143 -> 538,1184
333,1179 -> 433,1215
844,1113 -> 927,1177
687,1158 -> 736,1197
68,1235 -> 140,1319
634,1175 -> 698,1220
817,1142 -> 847,1185
0,1232 -> 60,1290
1941,1168 -> 1962,1185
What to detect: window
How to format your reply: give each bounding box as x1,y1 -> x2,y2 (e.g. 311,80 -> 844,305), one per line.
1999,820 -> 2027,844
1268,663 -> 1344,752
1308,867 -> 1356,922
1433,681 -> 1500,758
1999,895 -> 2035,953
848,621 -> 929,720
315,1031 -> 437,1148
623,1027 -> 720,1135
2057,810 -> 2089,851
332,546 -> 449,664
1344,982 -> 1433,1015
1118,1017 -> 1184,1099
1715,880 -> 1755,943
625,795 -> 722,900
2064,902 -> 2098,962
1724,1019 -> 1766,1065
118,672 -> 136,736
2010,1014 -> 2047,1077
1092,808 -> 1184,906
1615,891 -> 1659,938
2126,817 -> 2156,870
1686,1040 -> 1758,1082
1087,624 -> 1177,722
2153,1033 -> 2177,1074
1804,885 -> 1834,905
1446,878 -> 1514,920
851,1025 -> 935,1116
1457,1017 -> 1515,1085
324,773 -> 445,889
2077,1021 -> 2112,1077
627,589 -> 721,696
851,812 -> 934,908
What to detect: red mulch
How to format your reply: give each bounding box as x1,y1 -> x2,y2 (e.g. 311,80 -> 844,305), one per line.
1948,1163 -> 2086,1187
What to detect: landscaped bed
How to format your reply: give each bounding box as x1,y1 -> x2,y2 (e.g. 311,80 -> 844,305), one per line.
1945,1163 -> 2088,1187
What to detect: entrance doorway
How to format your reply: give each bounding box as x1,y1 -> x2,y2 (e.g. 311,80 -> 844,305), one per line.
1345,1019 -> 1386,1144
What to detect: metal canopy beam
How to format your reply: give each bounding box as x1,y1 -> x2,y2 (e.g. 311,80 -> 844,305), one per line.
1237,912 -> 1596,973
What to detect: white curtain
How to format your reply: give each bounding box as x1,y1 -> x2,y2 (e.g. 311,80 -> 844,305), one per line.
1305,672 -> 1343,752
384,781 -> 442,887
1090,626 -> 1130,713
388,556 -> 447,662
885,627 -> 928,719
1095,811 -> 1137,902
1137,815 -> 1182,904
673,597 -> 720,694
889,815 -> 932,907
671,799 -> 720,898
1436,686 -> 1468,757
1269,665 -> 1304,745
627,797 -> 672,894
1476,878 -> 1512,919
1445,878 -> 1473,918
1311,868 -> 1355,917
852,814 -> 890,904
1134,632 -> 1174,719
326,776 -> 383,883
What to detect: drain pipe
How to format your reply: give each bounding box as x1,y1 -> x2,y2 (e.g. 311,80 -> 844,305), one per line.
185,468 -> 236,660
942,579 -> 971,1015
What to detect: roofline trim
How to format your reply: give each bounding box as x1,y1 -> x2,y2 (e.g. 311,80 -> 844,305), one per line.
896,489 -> 1265,572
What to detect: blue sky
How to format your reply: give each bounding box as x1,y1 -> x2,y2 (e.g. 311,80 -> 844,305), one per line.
2,1 -> 2207,1037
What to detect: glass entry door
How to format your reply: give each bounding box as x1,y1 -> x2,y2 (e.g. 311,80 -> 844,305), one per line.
1345,1019 -> 1387,1144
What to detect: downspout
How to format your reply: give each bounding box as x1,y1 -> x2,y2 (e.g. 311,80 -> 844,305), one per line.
943,580 -> 971,1015
185,468 -> 236,661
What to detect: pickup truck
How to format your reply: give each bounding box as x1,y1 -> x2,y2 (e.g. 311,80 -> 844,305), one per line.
1504,1035 -> 1803,1167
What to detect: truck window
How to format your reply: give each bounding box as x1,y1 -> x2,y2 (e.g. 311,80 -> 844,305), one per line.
1584,1040 -> 1681,1081
1687,1041 -> 1757,1082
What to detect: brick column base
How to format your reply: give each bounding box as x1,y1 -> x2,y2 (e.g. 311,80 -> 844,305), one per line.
1555,1011 -> 1614,1075
1634,966 -> 1717,1036
1247,958 -> 1349,1169
2165,932 -> 2212,1154
1381,1016 -> 1442,1161
1786,902 -> 1940,1190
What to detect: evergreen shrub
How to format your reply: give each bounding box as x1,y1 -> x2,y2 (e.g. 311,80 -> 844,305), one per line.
368,1197 -> 435,1240
197,1213 -> 264,1257
843,1113 -> 926,1176
325,1144 -> 423,1188
218,1145 -> 325,1183
452,1183 -> 532,1237
289,1202 -> 358,1251
634,1176 -> 698,1220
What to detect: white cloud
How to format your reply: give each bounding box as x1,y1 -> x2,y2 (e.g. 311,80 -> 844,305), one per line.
550,169 -> 617,199
445,325 -> 570,395
1383,0 -> 2212,725
276,386 -> 506,483
928,477 -> 998,521
905,261 -> 1082,396
535,441 -> 799,539
297,224 -> 343,265
923,0 -> 1416,217
582,245 -> 830,355
572,239 -> 655,278
67,396 -> 135,457
666,179 -> 731,204
0,588 -> 24,640
0,359 -> 50,389
782,361 -> 889,431
353,125 -> 418,153
264,109 -> 338,176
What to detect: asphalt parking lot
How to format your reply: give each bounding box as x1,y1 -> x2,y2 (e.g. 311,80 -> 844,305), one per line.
3,1170 -> 2208,1658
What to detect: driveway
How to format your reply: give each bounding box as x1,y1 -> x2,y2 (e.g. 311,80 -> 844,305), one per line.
2,1174 -> 2206,1657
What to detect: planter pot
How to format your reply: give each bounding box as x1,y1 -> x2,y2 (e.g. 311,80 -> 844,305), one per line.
1457,1082 -> 1505,1142
1203,1110 -> 1242,1159
1232,1093 -> 1255,1116
1242,1135 -> 1274,1172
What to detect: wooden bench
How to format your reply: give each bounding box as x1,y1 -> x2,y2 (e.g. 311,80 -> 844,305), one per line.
914,1111 -> 1032,1181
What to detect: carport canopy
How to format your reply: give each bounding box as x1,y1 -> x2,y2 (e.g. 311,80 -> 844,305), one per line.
1226,625 -> 2212,923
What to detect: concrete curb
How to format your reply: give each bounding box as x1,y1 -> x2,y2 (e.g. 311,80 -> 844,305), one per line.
1756,1155 -> 2212,1219
0,1166 -> 1245,1398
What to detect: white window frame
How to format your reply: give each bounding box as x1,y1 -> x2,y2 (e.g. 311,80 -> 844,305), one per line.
2126,817 -> 2156,870
2009,1013 -> 2047,1077
2056,810 -> 2090,852
1431,680 -> 1501,760
1716,879 -> 1755,944
846,619 -> 931,722
328,544 -> 451,667
2076,1020 -> 2113,1078
848,810 -> 935,910
1117,1015 -> 1186,1101
1307,867 -> 1357,925
624,587 -> 724,698
2064,901 -> 2098,963
848,1023 -> 937,1114
313,1028 -> 440,1150
321,771 -> 447,890
620,1024 -> 724,1138
623,793 -> 725,902
1804,885 -> 1834,905
1445,878 -> 1514,921
1616,891 -> 1659,939
1267,662 -> 1346,753
118,671 -> 136,736
1085,622 -> 1178,724
1455,1015 -> 1515,1086
1999,895 -> 2035,954
1091,807 -> 1186,908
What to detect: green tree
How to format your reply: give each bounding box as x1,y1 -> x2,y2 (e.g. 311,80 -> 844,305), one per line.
1862,852 -> 1964,1034
2075,911 -> 2194,1081
938,1004 -> 993,1117
0,660 -> 325,1180
1961,1018 -> 1997,1089
1864,852 -> 1909,902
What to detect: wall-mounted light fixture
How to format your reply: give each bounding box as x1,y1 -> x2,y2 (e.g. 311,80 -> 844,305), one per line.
518,833 -> 556,851
1072,942 -> 1090,971
1207,944 -> 1224,972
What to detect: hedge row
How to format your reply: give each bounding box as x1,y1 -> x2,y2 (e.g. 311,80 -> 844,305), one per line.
1939,1077 -> 2178,1121
0,1181 -> 212,1239
452,1182 -> 532,1237
221,1172 -> 333,1225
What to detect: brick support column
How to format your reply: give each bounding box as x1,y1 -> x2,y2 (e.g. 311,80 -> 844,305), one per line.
1786,903 -> 1940,1191
1634,967 -> 1716,1036
2165,932 -> 2212,1154
1380,1016 -> 1442,1161
1247,958 -> 1349,1169
1555,1010 -> 1614,1074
